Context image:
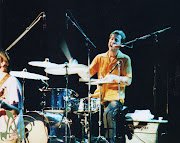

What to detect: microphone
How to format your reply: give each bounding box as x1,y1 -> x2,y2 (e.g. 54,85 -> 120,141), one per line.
110,61 -> 121,73
42,12 -> 47,29
66,12 -> 69,30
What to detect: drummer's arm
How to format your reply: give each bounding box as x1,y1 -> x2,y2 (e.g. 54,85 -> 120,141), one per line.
78,70 -> 93,79
103,75 -> 132,86
69,58 -> 92,78
73,56 -> 99,78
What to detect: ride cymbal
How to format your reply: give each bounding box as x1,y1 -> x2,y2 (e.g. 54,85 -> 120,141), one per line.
45,63 -> 88,75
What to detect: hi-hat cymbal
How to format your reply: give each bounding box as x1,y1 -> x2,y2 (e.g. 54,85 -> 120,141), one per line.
85,79 -> 114,85
79,78 -> 98,82
28,61 -> 58,68
10,70 -> 49,80
45,63 -> 88,75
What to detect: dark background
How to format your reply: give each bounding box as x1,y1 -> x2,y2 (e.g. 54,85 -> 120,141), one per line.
0,0 -> 180,140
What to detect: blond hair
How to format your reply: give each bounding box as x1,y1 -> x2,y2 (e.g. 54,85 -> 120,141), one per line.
0,48 -> 10,72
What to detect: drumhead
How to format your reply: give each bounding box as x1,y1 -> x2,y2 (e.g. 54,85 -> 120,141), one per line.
22,111 -> 49,143
43,107 -> 71,114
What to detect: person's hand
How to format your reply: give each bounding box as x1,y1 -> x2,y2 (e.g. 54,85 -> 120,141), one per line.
102,74 -> 117,83
69,58 -> 78,64
102,75 -> 131,85
0,87 -> 6,96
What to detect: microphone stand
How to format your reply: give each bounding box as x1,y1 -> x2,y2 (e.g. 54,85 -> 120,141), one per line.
66,12 -> 96,143
6,12 -> 45,51
123,27 -> 171,46
123,27 -> 171,117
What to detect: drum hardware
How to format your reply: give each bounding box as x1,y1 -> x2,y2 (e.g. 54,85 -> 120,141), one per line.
61,117 -> 72,125
66,11 -> 96,142
80,113 -> 89,143
95,83 -> 109,143
86,80 -> 115,143
43,62 -> 88,142
64,62 -> 70,143
29,59 -> 83,142
38,111 -> 73,143
73,97 -> 100,114
9,68 -> 49,112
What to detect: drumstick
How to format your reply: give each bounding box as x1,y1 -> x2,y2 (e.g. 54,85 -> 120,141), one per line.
60,40 -> 72,62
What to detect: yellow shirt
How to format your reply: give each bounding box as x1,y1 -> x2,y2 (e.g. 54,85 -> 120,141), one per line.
90,50 -> 132,103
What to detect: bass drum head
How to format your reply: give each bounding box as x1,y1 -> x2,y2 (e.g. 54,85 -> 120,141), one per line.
22,111 -> 49,143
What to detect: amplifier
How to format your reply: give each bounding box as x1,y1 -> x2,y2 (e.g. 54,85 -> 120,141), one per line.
125,119 -> 168,143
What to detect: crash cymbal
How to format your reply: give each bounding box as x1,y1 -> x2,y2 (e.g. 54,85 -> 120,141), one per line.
28,61 -> 58,68
10,69 -> 49,80
45,63 -> 88,75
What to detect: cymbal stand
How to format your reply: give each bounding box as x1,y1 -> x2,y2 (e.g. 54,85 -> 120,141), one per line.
21,68 -> 28,112
64,62 -> 69,143
66,11 -> 96,142
21,78 -> 25,112
95,83 -> 109,143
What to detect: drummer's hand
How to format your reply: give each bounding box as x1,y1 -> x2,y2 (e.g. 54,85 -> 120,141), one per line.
103,75 -> 131,85
102,74 -> 117,83
69,58 -> 78,64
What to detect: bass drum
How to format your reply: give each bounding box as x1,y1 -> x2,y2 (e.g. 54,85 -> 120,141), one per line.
22,111 -> 49,143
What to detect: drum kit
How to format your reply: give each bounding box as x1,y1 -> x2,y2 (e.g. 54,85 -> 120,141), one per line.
9,59 -> 113,143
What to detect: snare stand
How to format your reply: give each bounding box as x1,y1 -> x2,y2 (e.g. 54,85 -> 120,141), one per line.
80,113 -> 89,143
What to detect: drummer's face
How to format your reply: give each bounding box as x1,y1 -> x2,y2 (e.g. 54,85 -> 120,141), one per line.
108,34 -> 122,52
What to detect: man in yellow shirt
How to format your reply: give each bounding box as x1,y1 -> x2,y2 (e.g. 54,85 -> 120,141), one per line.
78,30 -> 132,142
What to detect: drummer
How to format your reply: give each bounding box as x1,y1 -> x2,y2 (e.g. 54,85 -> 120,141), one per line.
76,30 -> 132,143
0,48 -> 24,143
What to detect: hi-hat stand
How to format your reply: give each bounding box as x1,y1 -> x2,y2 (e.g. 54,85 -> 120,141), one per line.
95,83 -> 109,143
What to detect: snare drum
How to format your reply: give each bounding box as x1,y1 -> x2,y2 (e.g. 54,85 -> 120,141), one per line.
42,88 -> 76,113
74,98 -> 100,114
22,111 -> 49,143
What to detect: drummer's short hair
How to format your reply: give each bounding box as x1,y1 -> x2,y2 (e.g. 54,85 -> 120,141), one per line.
110,30 -> 126,43
0,48 -> 10,72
